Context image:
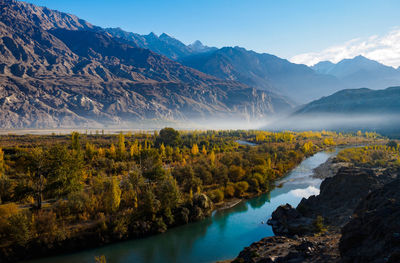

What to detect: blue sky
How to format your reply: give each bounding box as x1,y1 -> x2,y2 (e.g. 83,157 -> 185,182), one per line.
25,0 -> 400,64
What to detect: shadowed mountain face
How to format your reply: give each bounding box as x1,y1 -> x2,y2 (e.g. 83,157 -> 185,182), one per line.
0,0 -> 293,128
312,56 -> 400,90
295,86 -> 400,115
270,86 -> 400,137
180,47 -> 344,103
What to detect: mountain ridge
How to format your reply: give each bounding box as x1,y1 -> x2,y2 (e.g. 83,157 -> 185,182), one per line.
312,56 -> 400,90
0,0 -> 293,128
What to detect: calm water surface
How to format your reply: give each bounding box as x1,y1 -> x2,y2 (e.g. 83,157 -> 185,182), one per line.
28,149 -> 339,263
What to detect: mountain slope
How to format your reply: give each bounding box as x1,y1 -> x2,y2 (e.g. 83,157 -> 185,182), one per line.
312,56 -> 400,90
275,86 -> 400,136
0,0 -> 292,128
295,87 -> 400,115
180,46 -> 344,103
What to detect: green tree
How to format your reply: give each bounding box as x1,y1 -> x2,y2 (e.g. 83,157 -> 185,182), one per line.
0,148 -> 4,178
141,189 -> 160,218
26,148 -> 46,209
104,177 -> 121,213
8,212 -> 31,246
161,176 -> 181,208
234,181 -> 249,197
71,132 -> 80,152
156,128 -> 181,147
44,145 -> 84,197
141,149 -> 166,182
117,132 -> 126,159
229,165 -> 246,182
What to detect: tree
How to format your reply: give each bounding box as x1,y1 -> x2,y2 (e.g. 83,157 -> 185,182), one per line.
8,212 -> 31,245
201,145 -> 207,155
209,151 -> 216,166
234,181 -> 249,197
26,148 -> 46,209
71,132 -> 80,152
156,127 -> 181,147
0,148 -> 4,179
387,140 -> 398,150
141,149 -> 166,182
229,165 -> 246,182
160,143 -> 166,159
85,142 -> 96,161
130,140 -> 139,158
26,146 -> 83,209
108,144 -> 117,159
104,177 -> 121,213
141,189 -> 160,218
95,255 -> 107,263
173,147 -> 182,162
157,175 -> 181,210
117,132 -> 126,159
303,141 -> 314,154
44,145 -> 84,198
191,144 -> 199,156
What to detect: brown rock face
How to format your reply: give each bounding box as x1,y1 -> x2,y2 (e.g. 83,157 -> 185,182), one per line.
340,178 -> 400,263
0,0 -> 292,128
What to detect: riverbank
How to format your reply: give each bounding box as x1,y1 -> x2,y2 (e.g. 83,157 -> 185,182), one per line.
232,144 -> 400,262
19,146 -> 348,263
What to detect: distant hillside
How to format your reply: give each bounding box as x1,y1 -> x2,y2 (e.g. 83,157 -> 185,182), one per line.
277,86 -> 400,137
295,86 -> 400,115
180,46 -> 344,103
312,56 -> 400,90
0,0 -> 292,128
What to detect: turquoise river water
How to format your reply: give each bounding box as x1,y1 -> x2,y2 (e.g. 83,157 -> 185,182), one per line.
28,149 -> 340,263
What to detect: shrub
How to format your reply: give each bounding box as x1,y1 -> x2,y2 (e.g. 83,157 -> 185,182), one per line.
313,215 -> 327,233
224,184 -> 235,198
8,211 -> 32,245
234,181 -> 249,197
208,189 -> 224,203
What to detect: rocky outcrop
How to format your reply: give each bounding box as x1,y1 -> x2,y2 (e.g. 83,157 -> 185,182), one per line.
233,234 -> 341,263
340,178 -> 400,263
297,167 -> 392,228
268,167 -> 390,237
267,204 -> 315,236
234,166 -> 399,263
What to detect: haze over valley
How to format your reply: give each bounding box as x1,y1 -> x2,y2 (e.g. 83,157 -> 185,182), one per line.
1,1 -> 400,263
0,0 -> 399,131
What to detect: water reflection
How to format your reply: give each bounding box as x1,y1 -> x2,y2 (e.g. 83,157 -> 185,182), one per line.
248,193 -> 271,209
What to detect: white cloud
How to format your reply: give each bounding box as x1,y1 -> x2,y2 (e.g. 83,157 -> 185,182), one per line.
290,28 -> 400,68
290,186 -> 319,198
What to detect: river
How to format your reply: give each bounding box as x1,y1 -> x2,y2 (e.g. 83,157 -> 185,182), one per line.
27,149 -> 340,263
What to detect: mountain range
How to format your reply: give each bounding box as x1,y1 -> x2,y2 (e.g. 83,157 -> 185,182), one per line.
104,28 -> 217,61
0,0 -> 400,128
312,56 -> 400,91
0,0 -> 292,128
105,28 -> 400,104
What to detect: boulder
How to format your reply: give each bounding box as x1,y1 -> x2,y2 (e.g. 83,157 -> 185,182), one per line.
267,204 -> 315,236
